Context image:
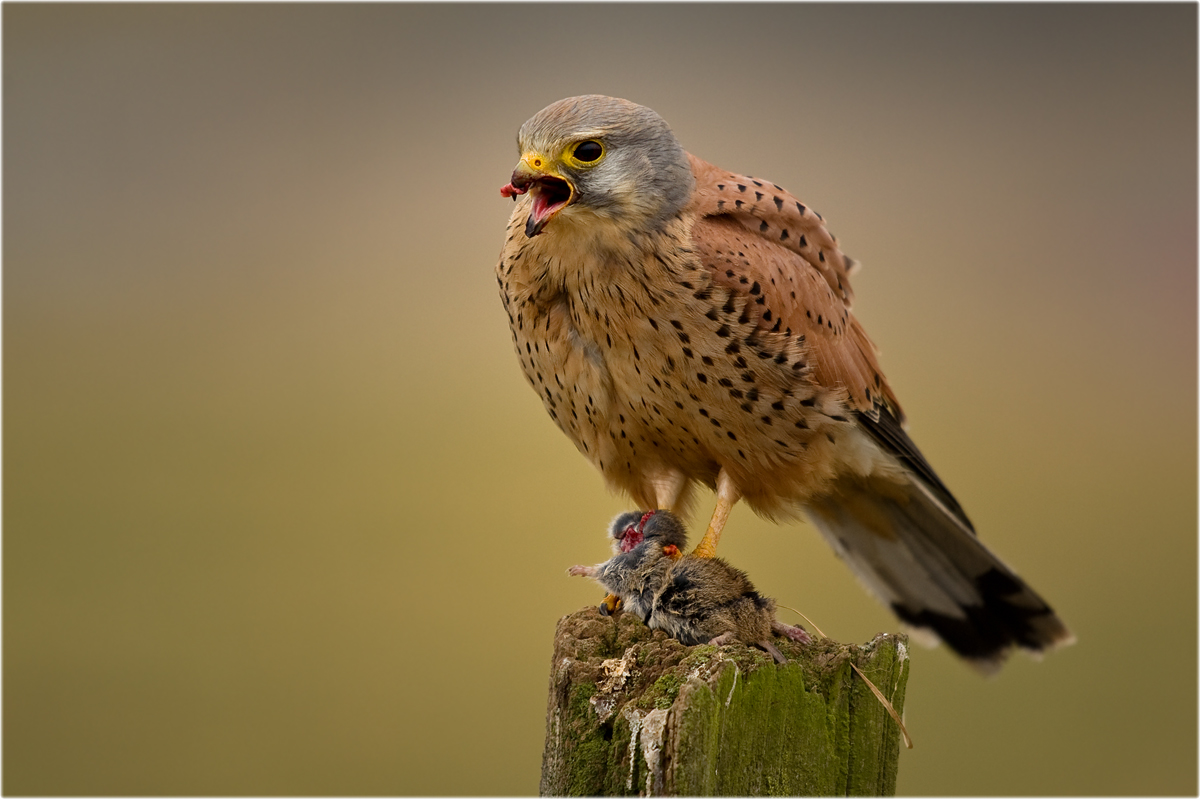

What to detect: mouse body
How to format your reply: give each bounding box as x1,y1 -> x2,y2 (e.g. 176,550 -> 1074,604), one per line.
569,510 -> 810,663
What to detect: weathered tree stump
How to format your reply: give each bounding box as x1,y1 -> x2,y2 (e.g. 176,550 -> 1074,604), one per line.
540,607 -> 909,796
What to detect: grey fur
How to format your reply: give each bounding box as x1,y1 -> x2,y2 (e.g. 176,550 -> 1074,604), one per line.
572,510 -> 810,663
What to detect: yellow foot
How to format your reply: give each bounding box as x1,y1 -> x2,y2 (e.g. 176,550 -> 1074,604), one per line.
599,593 -> 622,616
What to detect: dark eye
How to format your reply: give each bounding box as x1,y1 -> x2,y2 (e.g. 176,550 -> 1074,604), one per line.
573,140 -> 603,162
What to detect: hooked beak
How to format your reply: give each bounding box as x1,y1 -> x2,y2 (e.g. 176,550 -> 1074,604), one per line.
499,154 -> 574,237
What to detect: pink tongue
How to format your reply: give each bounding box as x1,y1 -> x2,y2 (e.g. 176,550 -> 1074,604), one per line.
531,190 -> 561,221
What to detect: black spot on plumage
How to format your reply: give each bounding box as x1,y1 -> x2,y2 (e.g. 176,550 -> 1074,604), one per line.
755,191 -> 764,201
761,416 -> 773,425
699,408 -> 709,416
763,310 -> 773,321
717,199 -> 726,210
716,325 -> 731,338
759,220 -> 769,232
740,403 -> 753,413
717,183 -> 725,190
697,373 -> 708,383
725,341 -> 741,354
718,378 -> 733,387
735,200 -> 744,209
741,371 -> 756,383
722,295 -> 737,314
799,234 -> 808,247
733,356 -> 747,368
737,184 -> 747,192
819,251 -> 826,262
780,229 -> 790,241
682,347 -> 693,359
705,308 -> 720,321
678,331 -> 690,344
773,196 -> 784,211
728,431 -> 737,440
729,389 -> 743,399
749,282 -> 761,295
701,355 -> 714,366
649,318 -> 658,330
800,398 -> 815,407
747,388 -> 759,401
794,419 -> 808,429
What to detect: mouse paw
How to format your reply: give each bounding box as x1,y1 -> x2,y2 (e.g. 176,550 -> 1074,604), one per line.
773,621 -> 812,644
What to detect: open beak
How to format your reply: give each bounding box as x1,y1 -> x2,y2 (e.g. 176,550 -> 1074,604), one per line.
499,154 -> 574,237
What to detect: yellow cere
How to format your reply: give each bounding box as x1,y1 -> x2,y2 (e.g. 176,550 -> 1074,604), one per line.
520,152 -> 558,174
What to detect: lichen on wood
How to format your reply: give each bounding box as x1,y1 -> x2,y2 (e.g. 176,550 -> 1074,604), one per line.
540,607 -> 909,796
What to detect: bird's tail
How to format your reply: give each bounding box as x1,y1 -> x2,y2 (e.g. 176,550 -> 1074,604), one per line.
806,475 -> 1074,674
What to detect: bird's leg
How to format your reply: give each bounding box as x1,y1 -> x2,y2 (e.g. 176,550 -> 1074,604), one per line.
692,469 -> 741,559
599,593 -> 622,616
649,469 -> 688,513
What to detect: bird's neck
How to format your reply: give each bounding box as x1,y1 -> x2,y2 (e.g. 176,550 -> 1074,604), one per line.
520,210 -> 696,296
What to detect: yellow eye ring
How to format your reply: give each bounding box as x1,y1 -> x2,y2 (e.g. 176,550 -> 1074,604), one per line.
566,139 -> 605,168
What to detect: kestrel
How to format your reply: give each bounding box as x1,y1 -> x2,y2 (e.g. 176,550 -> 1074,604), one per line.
496,95 -> 1072,672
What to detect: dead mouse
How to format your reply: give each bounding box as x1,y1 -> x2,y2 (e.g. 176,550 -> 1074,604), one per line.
570,510 -> 810,663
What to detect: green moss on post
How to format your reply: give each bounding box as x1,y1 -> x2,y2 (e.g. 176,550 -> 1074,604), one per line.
539,608 -> 909,796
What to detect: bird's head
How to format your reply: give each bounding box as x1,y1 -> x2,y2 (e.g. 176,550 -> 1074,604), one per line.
500,95 -> 694,237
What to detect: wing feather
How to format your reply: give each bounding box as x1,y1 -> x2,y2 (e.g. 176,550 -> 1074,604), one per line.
686,153 -> 900,419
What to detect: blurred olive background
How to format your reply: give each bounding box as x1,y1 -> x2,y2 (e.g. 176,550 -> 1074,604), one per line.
5,3 -> 1195,795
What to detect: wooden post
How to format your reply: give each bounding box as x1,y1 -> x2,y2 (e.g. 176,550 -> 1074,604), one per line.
540,608 -> 909,796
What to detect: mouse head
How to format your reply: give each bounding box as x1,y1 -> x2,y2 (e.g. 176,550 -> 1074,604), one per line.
608,509 -> 689,555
